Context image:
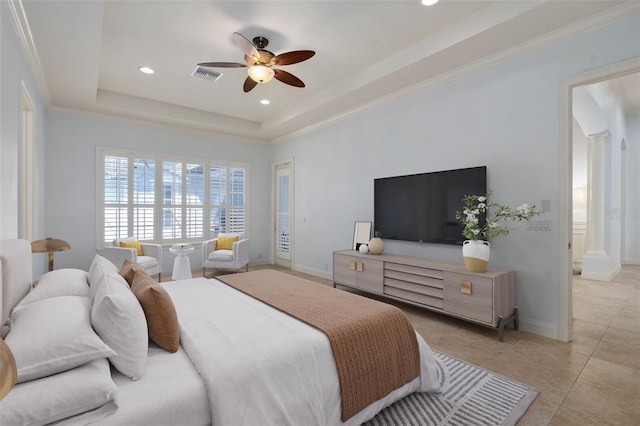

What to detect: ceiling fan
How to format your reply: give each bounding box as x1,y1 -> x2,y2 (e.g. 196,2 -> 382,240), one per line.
198,32 -> 315,93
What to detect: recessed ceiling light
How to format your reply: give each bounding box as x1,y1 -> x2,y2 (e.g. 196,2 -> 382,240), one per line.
139,66 -> 155,74
260,99 -> 270,105
421,0 -> 439,5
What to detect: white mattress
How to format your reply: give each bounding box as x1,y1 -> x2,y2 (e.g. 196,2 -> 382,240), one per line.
91,344 -> 210,426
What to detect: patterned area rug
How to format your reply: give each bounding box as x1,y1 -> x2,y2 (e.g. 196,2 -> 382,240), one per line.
364,351 -> 538,426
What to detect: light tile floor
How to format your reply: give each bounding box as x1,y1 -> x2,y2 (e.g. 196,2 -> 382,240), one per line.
236,263 -> 640,425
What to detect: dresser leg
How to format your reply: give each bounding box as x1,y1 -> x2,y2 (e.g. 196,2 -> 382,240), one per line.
498,317 -> 505,342
497,306 -> 519,342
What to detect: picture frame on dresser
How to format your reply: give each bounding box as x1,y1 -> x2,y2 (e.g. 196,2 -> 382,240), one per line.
352,221 -> 372,251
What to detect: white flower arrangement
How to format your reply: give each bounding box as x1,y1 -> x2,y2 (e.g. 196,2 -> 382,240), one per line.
455,193 -> 541,241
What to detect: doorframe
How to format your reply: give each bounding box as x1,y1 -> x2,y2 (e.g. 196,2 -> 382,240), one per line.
272,157 -> 294,267
557,57 -> 640,342
19,80 -> 36,241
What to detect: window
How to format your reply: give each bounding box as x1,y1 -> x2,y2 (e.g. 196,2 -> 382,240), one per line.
97,148 -> 248,247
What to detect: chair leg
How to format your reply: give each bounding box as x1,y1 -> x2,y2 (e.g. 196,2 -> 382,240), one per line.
202,267 -> 206,278
246,264 -> 249,272
158,272 -> 161,282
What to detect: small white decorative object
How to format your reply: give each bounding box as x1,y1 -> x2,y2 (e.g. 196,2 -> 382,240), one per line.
368,237 -> 384,255
358,244 -> 369,254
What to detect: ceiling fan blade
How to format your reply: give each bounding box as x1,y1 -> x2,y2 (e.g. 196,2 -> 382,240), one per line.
271,50 -> 316,66
243,76 -> 258,93
273,69 -> 305,88
198,62 -> 247,68
233,32 -> 260,62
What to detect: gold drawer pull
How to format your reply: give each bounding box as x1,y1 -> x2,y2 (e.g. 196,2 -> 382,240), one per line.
356,262 -> 364,272
349,261 -> 356,271
461,281 -> 472,295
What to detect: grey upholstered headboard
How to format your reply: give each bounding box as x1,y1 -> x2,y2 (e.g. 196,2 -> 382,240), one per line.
0,239 -> 33,337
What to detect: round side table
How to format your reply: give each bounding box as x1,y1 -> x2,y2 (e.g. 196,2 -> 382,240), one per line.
169,244 -> 194,280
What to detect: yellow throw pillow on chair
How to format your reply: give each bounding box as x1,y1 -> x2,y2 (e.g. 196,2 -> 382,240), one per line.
216,236 -> 239,250
120,240 -> 143,256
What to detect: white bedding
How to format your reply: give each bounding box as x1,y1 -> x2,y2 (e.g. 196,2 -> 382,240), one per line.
163,277 -> 441,426
91,344 -> 210,426
1,239 -> 441,426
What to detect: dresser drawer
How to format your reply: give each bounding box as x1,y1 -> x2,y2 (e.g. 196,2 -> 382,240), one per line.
385,262 -> 444,280
443,271 -> 494,325
384,286 -> 444,309
384,269 -> 444,289
384,277 -> 444,299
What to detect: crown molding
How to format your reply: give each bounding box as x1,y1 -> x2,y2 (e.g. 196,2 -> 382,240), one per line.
6,0 -> 51,106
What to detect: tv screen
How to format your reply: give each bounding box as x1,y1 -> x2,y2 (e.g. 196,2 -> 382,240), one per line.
374,166 -> 486,245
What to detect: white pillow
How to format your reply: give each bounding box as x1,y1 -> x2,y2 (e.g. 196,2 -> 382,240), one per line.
88,254 -> 123,300
92,272 -> 148,380
13,269 -> 89,312
5,296 -> 115,383
0,358 -> 118,426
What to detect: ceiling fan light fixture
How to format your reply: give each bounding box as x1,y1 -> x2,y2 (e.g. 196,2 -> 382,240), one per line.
139,66 -> 155,74
247,65 -> 275,83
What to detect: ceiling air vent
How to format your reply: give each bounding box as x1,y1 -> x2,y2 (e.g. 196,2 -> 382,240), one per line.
191,66 -> 223,82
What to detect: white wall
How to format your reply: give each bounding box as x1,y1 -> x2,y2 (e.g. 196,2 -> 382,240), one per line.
624,110 -> 640,263
272,15 -> 640,337
1,2 -> 48,277
44,111 -> 272,273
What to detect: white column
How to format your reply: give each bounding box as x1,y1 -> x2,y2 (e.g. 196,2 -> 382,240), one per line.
585,131 -> 607,256
582,131 -> 614,281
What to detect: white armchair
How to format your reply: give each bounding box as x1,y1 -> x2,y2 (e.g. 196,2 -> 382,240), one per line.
102,237 -> 162,281
202,233 -> 249,277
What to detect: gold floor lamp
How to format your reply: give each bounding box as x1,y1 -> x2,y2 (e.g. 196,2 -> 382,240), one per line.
31,237 -> 71,272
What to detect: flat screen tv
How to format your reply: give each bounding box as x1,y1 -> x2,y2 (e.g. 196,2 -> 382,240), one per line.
374,166 -> 486,245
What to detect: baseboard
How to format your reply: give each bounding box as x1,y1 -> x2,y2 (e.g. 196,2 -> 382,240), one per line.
518,317 -> 558,340
292,264 -> 333,280
580,264 -> 621,281
249,259 -> 270,267
622,259 -> 640,266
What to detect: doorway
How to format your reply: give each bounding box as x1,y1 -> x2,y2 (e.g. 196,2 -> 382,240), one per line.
274,159 -> 293,268
559,57 -> 640,342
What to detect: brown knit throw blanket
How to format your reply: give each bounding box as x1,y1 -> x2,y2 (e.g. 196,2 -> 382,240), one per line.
217,269 -> 420,421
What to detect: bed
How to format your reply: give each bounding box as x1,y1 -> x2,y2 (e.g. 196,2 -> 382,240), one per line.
0,239 -> 442,426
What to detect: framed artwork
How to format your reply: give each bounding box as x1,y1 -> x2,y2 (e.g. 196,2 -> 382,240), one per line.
352,221 -> 372,250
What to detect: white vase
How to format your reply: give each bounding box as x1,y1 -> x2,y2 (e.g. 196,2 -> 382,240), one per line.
462,240 -> 490,272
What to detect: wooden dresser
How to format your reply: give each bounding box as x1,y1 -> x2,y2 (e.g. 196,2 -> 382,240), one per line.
333,250 -> 517,341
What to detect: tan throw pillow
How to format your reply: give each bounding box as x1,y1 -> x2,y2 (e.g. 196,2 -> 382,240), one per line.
119,258 -> 148,286
119,240 -> 143,256
131,271 -> 179,352
217,236 -> 239,250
